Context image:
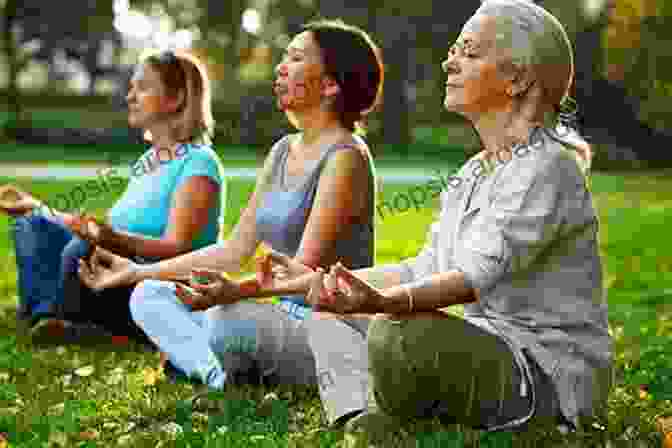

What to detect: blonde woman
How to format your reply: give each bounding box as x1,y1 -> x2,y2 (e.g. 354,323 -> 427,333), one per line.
7,50 -> 226,344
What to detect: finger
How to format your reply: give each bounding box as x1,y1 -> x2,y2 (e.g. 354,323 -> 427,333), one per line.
333,263 -> 373,294
267,250 -> 292,268
190,268 -> 221,283
324,268 -> 339,295
306,268 -> 325,307
78,261 -> 96,289
175,283 -> 200,306
256,255 -> 272,285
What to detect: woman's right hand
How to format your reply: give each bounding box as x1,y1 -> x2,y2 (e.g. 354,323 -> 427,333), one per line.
0,185 -> 43,216
256,249 -> 314,290
78,247 -> 140,292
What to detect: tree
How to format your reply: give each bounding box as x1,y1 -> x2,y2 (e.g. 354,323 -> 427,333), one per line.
1,0 -> 30,131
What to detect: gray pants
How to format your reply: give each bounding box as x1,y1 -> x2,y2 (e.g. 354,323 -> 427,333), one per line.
133,280 -> 377,422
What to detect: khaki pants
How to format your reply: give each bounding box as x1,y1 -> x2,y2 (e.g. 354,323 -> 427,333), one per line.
309,311 -> 562,430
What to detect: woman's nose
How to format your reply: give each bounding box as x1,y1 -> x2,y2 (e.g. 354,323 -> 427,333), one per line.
442,57 -> 458,74
275,61 -> 288,77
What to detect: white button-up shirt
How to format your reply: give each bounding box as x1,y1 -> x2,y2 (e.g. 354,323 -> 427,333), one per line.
387,128 -> 612,429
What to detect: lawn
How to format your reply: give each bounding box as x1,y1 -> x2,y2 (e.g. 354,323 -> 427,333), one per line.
0,170 -> 670,447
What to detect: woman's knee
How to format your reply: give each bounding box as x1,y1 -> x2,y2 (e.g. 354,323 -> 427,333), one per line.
129,279 -> 176,321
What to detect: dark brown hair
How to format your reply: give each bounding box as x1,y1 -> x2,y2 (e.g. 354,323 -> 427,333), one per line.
143,50 -> 214,145
302,19 -> 384,134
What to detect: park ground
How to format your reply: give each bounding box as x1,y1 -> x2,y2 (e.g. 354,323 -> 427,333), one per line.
0,160 -> 670,446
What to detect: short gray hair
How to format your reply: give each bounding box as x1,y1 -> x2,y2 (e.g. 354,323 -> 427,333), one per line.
476,0 -> 574,109
477,0 -> 592,172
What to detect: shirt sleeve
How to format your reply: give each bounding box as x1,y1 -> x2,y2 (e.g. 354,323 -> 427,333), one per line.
176,146 -> 224,189
454,148 -> 579,293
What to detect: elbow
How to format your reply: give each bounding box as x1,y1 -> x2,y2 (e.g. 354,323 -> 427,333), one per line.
165,238 -> 193,258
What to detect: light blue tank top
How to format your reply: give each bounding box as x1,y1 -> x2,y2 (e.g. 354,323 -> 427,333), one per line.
107,143 -> 225,250
255,134 -> 376,307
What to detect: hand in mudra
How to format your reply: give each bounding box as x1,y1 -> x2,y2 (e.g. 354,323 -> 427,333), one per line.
256,248 -> 314,289
307,262 -> 384,314
62,214 -> 114,246
0,185 -> 43,216
78,247 -> 138,292
174,268 -> 242,311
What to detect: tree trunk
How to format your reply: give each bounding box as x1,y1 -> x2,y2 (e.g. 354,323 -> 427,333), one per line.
2,0 -> 22,128
375,15 -> 411,148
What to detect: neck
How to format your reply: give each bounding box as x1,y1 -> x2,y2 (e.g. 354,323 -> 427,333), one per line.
470,103 -> 554,156
147,124 -> 180,157
288,106 -> 345,148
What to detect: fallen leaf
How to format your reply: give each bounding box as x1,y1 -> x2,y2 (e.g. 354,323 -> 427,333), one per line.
78,430 -> 99,440
74,365 -> 95,377
142,367 -> 161,386
664,432 -> 672,448
0,432 -> 7,448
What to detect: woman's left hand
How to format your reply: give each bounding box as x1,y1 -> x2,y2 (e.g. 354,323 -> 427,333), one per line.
175,268 -> 242,311
307,263 -> 385,314
62,214 -> 115,246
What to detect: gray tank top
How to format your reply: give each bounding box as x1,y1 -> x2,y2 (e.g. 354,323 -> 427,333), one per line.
255,134 -> 376,306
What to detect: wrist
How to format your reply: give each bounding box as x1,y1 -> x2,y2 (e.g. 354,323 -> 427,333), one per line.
131,262 -> 150,283
380,285 -> 414,314
239,278 -> 261,298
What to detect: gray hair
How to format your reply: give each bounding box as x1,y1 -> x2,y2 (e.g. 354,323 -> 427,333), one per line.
476,0 -> 592,172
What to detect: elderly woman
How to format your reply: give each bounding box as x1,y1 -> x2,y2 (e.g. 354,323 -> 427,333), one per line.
257,0 -> 612,439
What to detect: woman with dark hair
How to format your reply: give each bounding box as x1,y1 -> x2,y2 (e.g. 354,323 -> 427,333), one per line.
257,0 -> 612,441
1,50 -> 226,343
80,20 -> 383,410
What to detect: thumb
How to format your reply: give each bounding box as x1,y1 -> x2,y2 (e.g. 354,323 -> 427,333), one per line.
267,250 -> 292,268
333,263 -> 371,294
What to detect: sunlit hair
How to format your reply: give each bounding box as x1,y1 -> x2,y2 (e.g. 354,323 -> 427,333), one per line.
141,50 -> 214,145
301,19 -> 384,135
477,0 -> 592,171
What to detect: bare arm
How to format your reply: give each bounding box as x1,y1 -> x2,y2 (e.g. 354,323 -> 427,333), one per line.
128,147 -> 281,282
293,146 -> 372,268
99,176 -> 220,259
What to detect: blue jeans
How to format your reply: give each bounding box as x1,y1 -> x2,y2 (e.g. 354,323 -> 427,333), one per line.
13,213 -> 90,323
13,213 -> 149,340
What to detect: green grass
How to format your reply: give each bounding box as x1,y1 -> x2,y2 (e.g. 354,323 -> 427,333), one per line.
0,171 -> 671,446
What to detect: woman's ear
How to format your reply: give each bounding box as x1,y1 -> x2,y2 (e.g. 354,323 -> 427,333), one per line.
164,89 -> 186,113
507,65 -> 535,98
322,76 -> 340,99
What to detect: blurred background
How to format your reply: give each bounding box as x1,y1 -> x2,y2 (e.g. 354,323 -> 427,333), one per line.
0,0 -> 671,169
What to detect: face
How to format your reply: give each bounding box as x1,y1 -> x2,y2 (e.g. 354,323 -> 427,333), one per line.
273,31 -> 331,112
441,14 -> 514,118
126,64 -> 172,129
